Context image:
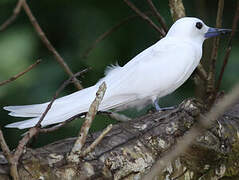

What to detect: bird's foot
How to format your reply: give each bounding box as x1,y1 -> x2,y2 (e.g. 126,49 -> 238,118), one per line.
153,99 -> 177,111
158,106 -> 177,111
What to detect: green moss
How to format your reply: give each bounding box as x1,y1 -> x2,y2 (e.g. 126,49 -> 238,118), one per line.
224,143 -> 239,177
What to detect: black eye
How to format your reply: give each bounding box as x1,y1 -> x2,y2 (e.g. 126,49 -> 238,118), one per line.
196,22 -> 203,29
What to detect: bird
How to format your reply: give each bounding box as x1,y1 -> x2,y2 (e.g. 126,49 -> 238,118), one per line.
4,17 -> 231,129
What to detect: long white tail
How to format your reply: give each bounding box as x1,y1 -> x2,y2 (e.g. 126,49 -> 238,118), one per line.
4,82 -> 138,129
4,85 -> 98,129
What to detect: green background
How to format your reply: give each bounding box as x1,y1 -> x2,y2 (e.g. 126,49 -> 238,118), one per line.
0,0 -> 238,149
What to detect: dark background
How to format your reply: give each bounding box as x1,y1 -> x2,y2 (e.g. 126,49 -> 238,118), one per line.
0,0 -> 238,149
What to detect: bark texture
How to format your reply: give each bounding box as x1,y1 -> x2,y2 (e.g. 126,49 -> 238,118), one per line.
1,98 -> 239,179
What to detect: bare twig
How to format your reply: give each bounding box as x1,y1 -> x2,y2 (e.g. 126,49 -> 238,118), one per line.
215,41 -> 232,92
106,111 -> 132,122
40,110 -> 130,134
20,0 -> 83,90
35,70 -> 88,128
0,130 -> 11,162
146,0 -> 168,33
83,11 -> 161,58
168,0 -> 186,21
39,112 -> 87,133
81,124 -> 112,157
99,111 -> 132,122
0,0 -> 23,32
39,122 -> 68,133
143,82 -> 239,179
124,0 -> 165,37
68,82 -> 107,163
0,59 -> 41,87
216,0 -> 239,92
82,14 -> 139,59
206,0 -> 224,106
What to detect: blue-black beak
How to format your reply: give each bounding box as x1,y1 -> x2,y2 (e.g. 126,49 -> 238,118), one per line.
204,28 -> 232,38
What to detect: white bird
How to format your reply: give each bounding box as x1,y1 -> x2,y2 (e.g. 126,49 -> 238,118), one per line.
4,17 -> 231,129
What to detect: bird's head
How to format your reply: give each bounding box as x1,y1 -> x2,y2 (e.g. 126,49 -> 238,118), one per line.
166,17 -> 231,44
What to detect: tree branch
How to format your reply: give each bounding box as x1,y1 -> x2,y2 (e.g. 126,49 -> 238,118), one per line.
21,0 -> 83,90
168,0 -> 186,21
143,82 -> 239,179
0,130 -> 11,163
146,0 -> 168,33
206,0 -> 224,107
80,124 -> 112,157
1,97 -> 239,179
67,82 -> 107,163
216,0 -> 239,92
195,63 -> 208,82
0,59 -> 41,87
82,14 -> 139,59
124,0 -> 165,37
0,0 -> 23,32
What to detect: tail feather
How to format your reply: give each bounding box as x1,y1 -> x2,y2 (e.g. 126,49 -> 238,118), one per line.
4,104 -> 46,116
4,84 -> 140,129
8,112 -> 40,118
4,86 -> 99,129
5,118 -> 38,129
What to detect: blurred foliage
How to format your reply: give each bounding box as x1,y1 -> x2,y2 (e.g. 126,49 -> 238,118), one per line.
0,0 -> 238,149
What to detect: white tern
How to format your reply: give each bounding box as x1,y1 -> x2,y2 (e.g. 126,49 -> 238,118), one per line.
4,17 -> 231,129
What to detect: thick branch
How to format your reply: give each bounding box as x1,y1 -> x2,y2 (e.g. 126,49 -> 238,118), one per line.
168,0 -> 186,21
0,98 -> 239,179
206,0 -> 224,107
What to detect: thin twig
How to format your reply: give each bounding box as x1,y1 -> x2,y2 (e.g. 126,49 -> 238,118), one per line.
40,110 -> 130,133
216,0 -> 239,92
39,112 -> 87,133
216,41 -> 232,92
35,69 -> 88,128
146,0 -> 168,33
0,130 -> 11,162
39,122 -> 68,133
21,0 -> 83,90
68,82 -> 107,163
143,82 -> 239,179
99,111 -> 132,122
124,0 -> 165,37
14,69 -> 87,152
82,14 -> 139,59
106,111 -> 132,122
83,11 -> 158,59
0,59 -> 41,87
80,124 -> 112,157
0,0 -> 23,32
206,0 -> 224,106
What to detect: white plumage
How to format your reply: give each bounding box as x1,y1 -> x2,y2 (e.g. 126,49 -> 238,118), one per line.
4,17 -> 228,129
